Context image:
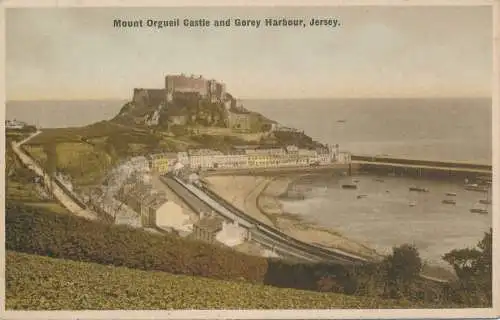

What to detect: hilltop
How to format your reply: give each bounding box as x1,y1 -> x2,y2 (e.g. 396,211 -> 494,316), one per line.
23,74 -> 325,187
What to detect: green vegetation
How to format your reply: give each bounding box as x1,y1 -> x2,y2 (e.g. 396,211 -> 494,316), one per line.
443,228 -> 492,306
7,204 -> 491,308
6,206 -> 268,283
6,251 -> 421,310
5,134 -> 70,215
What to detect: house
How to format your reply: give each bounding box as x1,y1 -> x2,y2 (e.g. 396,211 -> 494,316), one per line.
148,152 -> 178,174
193,214 -> 224,244
141,191 -> 168,227
129,156 -> 150,172
5,119 -> 27,130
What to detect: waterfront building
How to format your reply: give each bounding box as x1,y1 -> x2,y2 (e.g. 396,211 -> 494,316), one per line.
188,149 -> 224,170
212,152 -> 249,169
148,152 -> 178,174
193,213 -> 224,244
177,151 -> 190,166
129,156 -> 150,172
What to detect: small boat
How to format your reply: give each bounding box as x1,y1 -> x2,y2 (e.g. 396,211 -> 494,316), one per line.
409,186 -> 429,192
442,199 -> 456,205
337,119 -> 346,123
464,184 -> 488,192
374,178 -> 385,182
357,194 -> 368,199
409,201 -> 417,207
470,208 -> 488,214
478,187 -> 492,205
353,179 -> 360,183
445,192 -> 457,197
342,184 -> 358,189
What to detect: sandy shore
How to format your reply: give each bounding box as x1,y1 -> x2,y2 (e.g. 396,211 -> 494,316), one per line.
204,175 -> 381,260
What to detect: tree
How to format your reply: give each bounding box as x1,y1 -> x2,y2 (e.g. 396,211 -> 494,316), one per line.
382,244 -> 422,298
443,228 -> 492,306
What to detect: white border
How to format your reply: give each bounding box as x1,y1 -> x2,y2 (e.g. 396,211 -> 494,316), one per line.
1,0 -> 498,319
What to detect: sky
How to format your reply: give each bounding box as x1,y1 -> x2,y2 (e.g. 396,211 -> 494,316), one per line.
5,6 -> 493,100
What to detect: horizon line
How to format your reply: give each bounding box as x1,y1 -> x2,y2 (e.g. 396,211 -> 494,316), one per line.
6,96 -> 492,102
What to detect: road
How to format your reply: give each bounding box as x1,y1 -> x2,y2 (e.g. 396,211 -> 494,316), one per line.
11,131 -> 98,221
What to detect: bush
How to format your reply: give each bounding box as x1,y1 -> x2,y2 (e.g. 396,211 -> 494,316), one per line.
6,205 -> 268,283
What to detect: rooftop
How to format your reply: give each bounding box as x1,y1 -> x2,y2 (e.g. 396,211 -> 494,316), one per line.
195,215 -> 224,233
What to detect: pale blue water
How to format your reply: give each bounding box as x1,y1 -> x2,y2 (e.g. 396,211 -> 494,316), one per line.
282,173 -> 492,268
244,98 -> 492,164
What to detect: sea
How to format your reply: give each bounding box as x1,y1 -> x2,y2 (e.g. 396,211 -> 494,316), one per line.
6,98 -> 493,267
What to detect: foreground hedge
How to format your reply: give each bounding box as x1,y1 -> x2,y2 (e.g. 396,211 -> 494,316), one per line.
6,204 -> 267,283
6,251 -> 423,310
4,203 -> 452,304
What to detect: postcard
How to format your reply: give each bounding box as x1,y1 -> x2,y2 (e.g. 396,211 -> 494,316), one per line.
1,0 -> 498,319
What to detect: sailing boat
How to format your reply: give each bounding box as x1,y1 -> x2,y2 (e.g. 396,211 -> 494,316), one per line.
479,186 -> 492,205
470,185 -> 490,214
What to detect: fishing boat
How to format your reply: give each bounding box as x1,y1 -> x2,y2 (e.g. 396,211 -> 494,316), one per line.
342,183 -> 358,190
409,186 -> 429,192
479,186 -> 492,205
464,184 -> 488,192
357,194 -> 368,199
442,199 -> 456,205
470,207 -> 488,214
445,192 -> 457,197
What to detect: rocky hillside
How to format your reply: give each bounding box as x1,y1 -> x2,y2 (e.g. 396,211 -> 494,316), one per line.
112,90 -> 275,133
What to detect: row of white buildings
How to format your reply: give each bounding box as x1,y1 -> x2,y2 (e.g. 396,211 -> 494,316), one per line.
142,144 -> 349,174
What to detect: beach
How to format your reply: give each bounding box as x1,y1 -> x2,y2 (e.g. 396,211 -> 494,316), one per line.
203,175 -> 382,260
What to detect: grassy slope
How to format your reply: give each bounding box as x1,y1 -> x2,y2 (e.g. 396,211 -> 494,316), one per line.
6,134 -> 71,215
6,251 -> 422,310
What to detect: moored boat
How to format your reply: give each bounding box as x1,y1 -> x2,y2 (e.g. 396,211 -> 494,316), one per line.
409,186 -> 429,192
470,208 -> 488,214
445,192 -> 457,197
464,184 -> 488,192
409,201 -> 417,207
479,199 -> 491,205
357,194 -> 368,199
442,199 -> 456,205
342,183 -> 358,189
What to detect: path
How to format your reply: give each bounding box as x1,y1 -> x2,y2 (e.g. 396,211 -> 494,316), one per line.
11,131 -> 98,220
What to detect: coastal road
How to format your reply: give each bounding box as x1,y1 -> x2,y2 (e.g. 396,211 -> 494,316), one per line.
162,175 -> 362,265
160,176 -> 325,262
12,131 -> 98,221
